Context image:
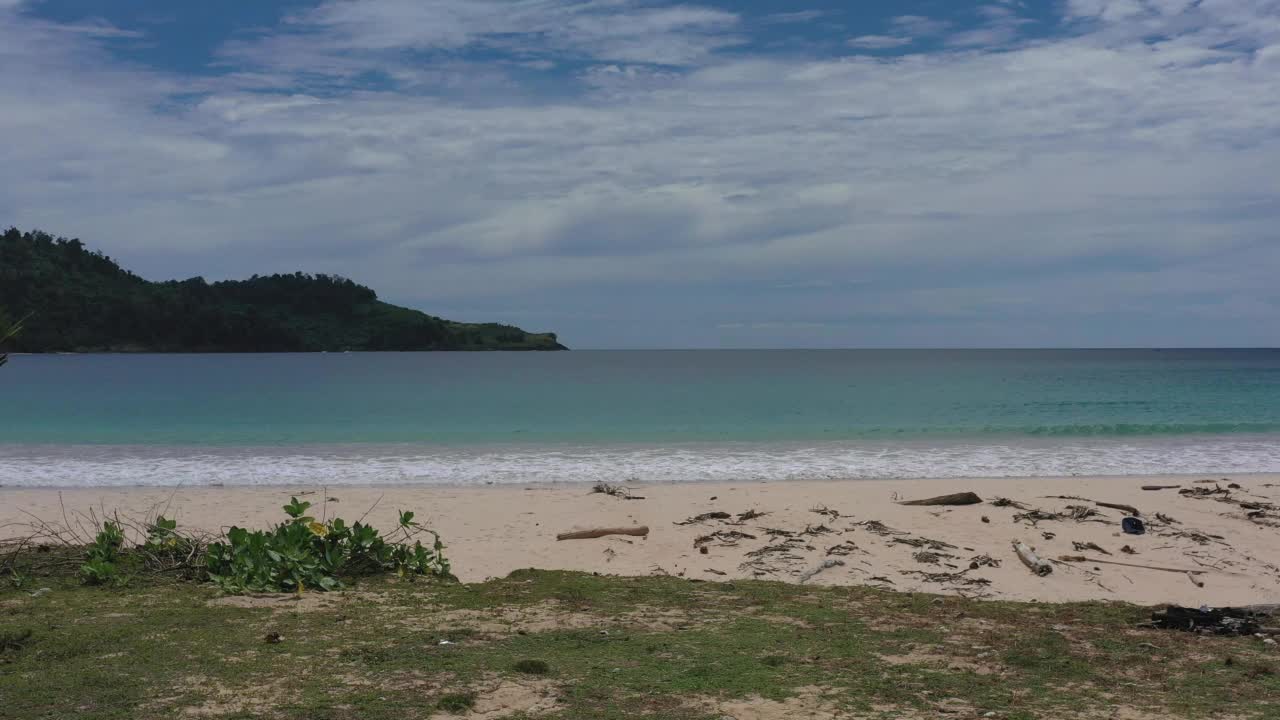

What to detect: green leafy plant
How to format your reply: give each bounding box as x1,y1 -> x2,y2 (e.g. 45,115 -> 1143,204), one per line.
79,521 -> 126,586
205,498 -> 450,594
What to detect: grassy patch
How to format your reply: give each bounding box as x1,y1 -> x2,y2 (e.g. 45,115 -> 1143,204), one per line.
0,568 -> 1276,719
436,692 -> 476,713
513,658 -> 551,675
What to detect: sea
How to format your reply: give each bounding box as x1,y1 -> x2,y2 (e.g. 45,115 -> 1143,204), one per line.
1,350 -> 1278,487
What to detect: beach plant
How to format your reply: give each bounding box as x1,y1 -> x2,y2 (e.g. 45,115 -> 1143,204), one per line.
204,498 -> 450,594
79,521 -> 126,585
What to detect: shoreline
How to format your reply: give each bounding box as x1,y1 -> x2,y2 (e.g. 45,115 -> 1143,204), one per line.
4,470 -> 1280,491
4,473 -> 1278,606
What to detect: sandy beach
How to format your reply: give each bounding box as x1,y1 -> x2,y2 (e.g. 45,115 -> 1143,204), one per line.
3,473 -> 1278,606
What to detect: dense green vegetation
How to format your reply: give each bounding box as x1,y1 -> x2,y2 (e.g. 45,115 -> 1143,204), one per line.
1,565 -> 1276,719
62,498 -> 450,593
0,228 -> 566,352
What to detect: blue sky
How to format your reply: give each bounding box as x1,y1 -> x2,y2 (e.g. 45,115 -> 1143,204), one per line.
2,0 -> 1278,348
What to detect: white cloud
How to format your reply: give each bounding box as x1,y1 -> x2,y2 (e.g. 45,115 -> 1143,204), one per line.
890,15 -> 952,37
760,10 -> 827,25
224,0 -> 743,72
2,0 -> 1280,345
847,35 -> 913,50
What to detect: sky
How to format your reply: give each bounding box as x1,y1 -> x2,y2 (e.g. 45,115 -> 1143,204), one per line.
1,0 -> 1278,349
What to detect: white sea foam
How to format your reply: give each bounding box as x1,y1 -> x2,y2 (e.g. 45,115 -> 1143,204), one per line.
2,436 -> 1279,487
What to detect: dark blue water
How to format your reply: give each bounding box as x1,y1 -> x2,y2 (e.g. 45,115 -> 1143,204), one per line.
2,350 -> 1278,486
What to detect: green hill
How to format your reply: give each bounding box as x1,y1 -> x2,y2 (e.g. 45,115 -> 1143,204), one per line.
0,228 -> 566,352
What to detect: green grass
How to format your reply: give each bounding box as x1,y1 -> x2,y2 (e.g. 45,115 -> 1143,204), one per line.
1,568 -> 1276,719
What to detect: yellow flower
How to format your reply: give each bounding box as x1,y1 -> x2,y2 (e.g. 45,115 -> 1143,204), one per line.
307,522 -> 329,538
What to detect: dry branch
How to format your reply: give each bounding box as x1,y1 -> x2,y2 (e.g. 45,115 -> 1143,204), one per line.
1055,555 -> 1214,576
1096,501 -> 1140,516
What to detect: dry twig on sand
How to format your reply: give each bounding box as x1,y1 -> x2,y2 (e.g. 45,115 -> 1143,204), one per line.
1096,501 -> 1140,516
851,520 -> 905,536
693,530 -> 756,548
1012,509 -> 1062,526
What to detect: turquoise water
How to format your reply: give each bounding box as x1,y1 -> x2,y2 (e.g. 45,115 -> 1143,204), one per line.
2,350 -> 1278,485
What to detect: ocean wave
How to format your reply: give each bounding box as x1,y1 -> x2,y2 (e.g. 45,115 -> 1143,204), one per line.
2,436 -> 1279,487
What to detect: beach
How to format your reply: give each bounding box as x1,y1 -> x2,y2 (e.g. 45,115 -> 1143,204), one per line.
5,473 -> 1278,606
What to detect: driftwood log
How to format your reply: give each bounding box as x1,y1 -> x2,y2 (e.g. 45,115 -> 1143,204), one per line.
1013,541 -> 1053,576
1096,501 -> 1140,516
900,492 -> 982,507
1142,485 -> 1181,491
556,526 -> 650,541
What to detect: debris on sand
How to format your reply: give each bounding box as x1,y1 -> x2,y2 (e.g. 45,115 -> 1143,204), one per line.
968,554 -> 1001,568
990,497 -> 1032,510
900,569 -> 992,588
891,536 -> 958,552
591,482 -> 645,500
810,505 -> 842,520
1072,541 -> 1111,556
746,539 -> 806,558
912,550 -> 959,565
1065,505 -> 1108,523
826,541 -> 863,556
899,491 -> 982,507
1162,529 -> 1226,546
557,526 -> 650,541
852,520 -> 906,536
798,559 -> 845,584
1014,541 -> 1053,576
1180,485 -> 1231,498
1012,509 -> 1062,526
675,512 -> 732,526
693,530 -> 756,548
1096,501 -> 1140,516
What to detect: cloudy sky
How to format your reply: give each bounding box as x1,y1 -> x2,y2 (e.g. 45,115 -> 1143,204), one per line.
2,0 -> 1278,348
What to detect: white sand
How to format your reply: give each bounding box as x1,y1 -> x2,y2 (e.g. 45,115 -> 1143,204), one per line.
3,474 -> 1278,606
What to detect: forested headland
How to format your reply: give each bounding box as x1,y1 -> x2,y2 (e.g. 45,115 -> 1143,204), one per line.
0,228 -> 565,352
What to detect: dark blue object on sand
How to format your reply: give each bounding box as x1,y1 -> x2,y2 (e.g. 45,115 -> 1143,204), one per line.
1122,516 -> 1146,535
